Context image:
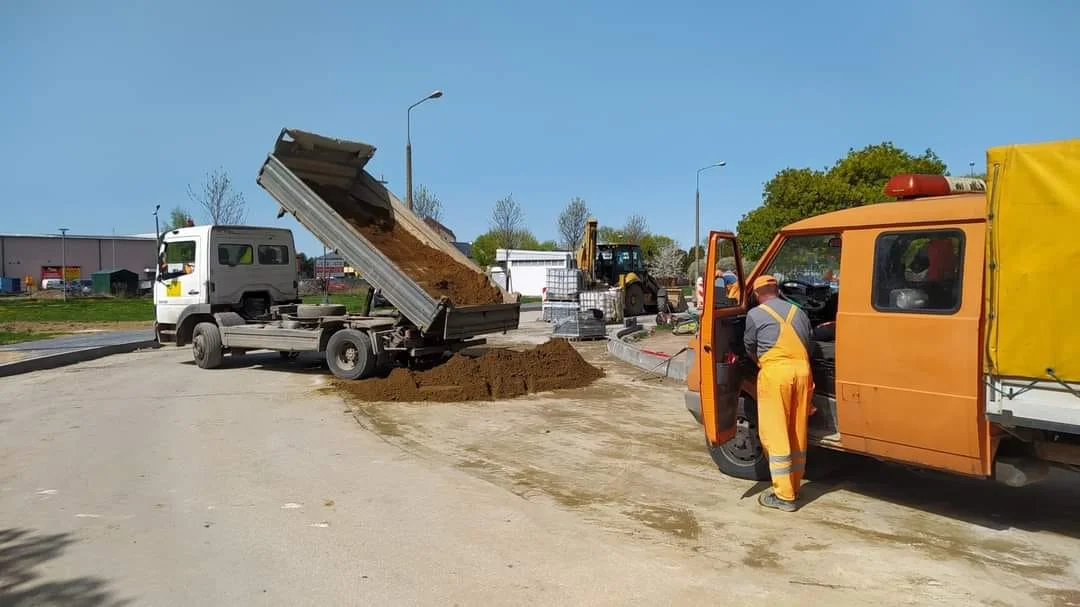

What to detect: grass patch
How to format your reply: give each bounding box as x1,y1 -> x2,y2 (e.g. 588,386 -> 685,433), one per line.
520,295 -> 542,304
301,294 -> 369,313
0,330 -> 60,345
0,297 -> 153,323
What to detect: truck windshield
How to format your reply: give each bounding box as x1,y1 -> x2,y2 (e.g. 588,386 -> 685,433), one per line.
764,234 -> 841,288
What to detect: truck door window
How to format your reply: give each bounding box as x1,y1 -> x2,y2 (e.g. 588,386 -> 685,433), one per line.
258,245 -> 290,265
872,230 -> 964,313
218,244 -> 253,266
713,238 -> 741,308
164,240 -> 197,272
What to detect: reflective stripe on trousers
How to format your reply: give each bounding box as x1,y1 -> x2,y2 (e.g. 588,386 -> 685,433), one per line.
756,303 -> 814,502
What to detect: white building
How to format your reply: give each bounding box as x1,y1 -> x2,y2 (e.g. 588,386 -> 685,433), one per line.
492,249 -> 574,297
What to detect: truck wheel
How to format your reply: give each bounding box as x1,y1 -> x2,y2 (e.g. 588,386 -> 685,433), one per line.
325,329 -> 376,380
297,303 -> 347,318
192,322 -> 224,370
707,395 -> 770,481
624,283 -> 646,317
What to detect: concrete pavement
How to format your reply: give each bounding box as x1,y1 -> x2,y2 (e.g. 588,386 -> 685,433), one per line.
0,347 -> 775,606
3,338 -> 1079,606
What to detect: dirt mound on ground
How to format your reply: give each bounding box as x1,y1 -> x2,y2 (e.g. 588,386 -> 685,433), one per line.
337,339 -> 604,402
309,183 -> 503,306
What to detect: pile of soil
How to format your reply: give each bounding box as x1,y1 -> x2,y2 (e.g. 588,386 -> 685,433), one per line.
338,339 -> 605,402
310,183 -> 503,306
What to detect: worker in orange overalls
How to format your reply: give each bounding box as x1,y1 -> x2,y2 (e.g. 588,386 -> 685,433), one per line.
743,275 -> 814,512
723,270 -> 741,301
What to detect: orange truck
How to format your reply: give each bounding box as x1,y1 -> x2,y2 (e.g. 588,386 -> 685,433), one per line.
685,138 -> 1080,486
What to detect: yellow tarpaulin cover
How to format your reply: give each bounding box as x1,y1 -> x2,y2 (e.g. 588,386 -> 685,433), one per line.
985,138 -> 1080,381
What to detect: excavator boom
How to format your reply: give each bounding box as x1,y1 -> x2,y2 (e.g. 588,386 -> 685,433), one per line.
576,218 -> 598,281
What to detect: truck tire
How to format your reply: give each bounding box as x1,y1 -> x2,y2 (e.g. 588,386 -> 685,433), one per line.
624,283 -> 646,317
296,303 -> 347,318
325,329 -> 376,380
192,322 -> 225,370
707,394 -> 770,481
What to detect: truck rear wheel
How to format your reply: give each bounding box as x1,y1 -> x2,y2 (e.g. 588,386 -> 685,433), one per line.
707,395 -> 770,481
326,329 -> 376,380
192,322 -> 224,370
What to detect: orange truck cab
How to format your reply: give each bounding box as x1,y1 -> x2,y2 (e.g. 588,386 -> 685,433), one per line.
685,138 -> 1080,486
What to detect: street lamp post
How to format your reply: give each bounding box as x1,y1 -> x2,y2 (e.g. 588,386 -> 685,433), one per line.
153,204 -> 161,238
695,161 -> 727,285
58,228 -> 69,301
405,89 -> 443,211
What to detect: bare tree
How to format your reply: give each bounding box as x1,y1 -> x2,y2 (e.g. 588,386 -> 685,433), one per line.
557,197 -> 589,251
411,184 -> 443,221
491,194 -> 523,291
187,168 -> 247,225
621,214 -> 649,245
647,243 -> 685,281
491,194 -> 524,251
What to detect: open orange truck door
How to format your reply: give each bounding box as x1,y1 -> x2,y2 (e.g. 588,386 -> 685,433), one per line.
699,231 -> 749,446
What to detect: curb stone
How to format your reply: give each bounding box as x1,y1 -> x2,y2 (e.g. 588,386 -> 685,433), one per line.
0,339 -> 160,378
605,323 -> 690,381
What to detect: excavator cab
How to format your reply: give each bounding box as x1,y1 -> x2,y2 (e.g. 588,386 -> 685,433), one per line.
597,244 -> 656,316
596,244 -> 645,283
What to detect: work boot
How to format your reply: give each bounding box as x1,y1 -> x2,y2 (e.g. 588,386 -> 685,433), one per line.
758,490 -> 798,512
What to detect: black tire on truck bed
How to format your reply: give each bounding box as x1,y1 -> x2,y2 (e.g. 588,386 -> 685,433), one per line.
296,303 -> 347,318
325,329 -> 377,380
193,322 -> 224,369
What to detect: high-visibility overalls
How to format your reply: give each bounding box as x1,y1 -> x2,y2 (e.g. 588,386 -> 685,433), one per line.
726,282 -> 741,302
756,303 -> 814,502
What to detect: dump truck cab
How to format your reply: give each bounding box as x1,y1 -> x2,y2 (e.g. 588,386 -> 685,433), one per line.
687,144 -> 1080,487
154,225 -> 300,345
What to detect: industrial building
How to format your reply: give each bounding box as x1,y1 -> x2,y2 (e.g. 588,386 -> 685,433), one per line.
0,232 -> 157,290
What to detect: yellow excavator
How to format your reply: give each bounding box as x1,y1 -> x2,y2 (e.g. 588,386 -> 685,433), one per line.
576,218 -> 665,317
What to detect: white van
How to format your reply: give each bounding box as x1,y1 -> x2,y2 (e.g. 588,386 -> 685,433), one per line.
154,225 -> 299,345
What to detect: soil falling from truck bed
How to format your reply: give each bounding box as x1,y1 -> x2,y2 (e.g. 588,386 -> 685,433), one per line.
337,339 -> 605,402
308,183 -> 503,306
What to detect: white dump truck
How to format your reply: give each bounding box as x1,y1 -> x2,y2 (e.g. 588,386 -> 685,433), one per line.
154,129 -> 520,379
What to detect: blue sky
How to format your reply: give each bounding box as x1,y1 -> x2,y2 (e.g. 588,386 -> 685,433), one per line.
3,1 -> 1078,255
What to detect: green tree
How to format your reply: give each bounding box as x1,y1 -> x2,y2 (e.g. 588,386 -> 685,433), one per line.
513,230 -> 559,251
598,226 -> 623,244
683,245 -> 706,273
735,142 -> 948,259
295,252 -> 316,277
517,230 -> 541,250
167,206 -> 195,230
639,234 -> 677,261
471,232 -> 498,268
